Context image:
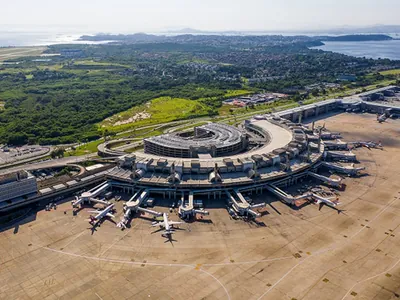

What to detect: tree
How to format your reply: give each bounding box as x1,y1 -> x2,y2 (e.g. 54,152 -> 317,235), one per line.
50,147 -> 65,159
103,129 -> 110,141
7,133 -> 28,146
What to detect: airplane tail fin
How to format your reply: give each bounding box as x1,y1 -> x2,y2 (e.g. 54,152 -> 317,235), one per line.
89,215 -> 96,224
117,221 -> 127,229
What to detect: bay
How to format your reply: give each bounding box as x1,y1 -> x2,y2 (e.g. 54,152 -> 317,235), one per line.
312,40 -> 400,60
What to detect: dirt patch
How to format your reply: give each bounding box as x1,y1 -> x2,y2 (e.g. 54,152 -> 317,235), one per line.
111,111 -> 151,126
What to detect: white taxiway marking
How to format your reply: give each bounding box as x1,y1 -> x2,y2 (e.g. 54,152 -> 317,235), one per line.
62,231 -> 86,249
257,196 -> 399,299
95,292 -> 104,300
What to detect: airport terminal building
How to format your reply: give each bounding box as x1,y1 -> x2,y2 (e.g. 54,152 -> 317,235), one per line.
1,85 -> 400,213
143,123 -> 248,158
0,170 -> 37,205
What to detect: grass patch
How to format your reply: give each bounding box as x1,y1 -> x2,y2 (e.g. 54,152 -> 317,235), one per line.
380,69 -> 400,75
37,64 -> 64,71
221,99 -> 297,116
0,67 -> 35,74
0,89 -> 26,100
223,89 -> 253,98
66,139 -> 103,156
101,96 -> 210,132
71,60 -> 131,69
178,58 -> 211,64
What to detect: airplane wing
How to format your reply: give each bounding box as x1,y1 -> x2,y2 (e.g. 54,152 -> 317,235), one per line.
169,221 -> 183,226
106,213 -> 115,218
152,222 -> 162,227
87,210 -> 100,214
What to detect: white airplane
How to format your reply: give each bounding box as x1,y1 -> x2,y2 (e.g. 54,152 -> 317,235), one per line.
311,194 -> 345,214
377,114 -> 387,123
312,194 -> 339,208
72,196 -> 84,207
359,141 -> 383,150
88,204 -> 116,226
152,212 -> 183,235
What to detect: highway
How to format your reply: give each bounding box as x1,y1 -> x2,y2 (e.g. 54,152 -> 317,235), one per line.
0,154 -> 97,175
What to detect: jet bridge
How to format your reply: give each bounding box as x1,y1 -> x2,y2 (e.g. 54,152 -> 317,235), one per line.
307,171 -> 343,188
179,191 -> 209,219
87,182 -> 111,198
266,184 -> 338,207
226,190 -> 265,218
320,132 -> 341,140
265,184 -> 311,205
125,189 -> 150,209
321,161 -> 365,176
324,150 -> 357,162
117,189 -> 162,229
323,140 -> 349,150
72,181 -> 111,207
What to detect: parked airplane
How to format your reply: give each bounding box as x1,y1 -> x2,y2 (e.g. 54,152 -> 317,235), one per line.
377,114 -> 387,123
360,141 -> 382,149
311,194 -> 344,213
88,204 -> 116,226
152,212 -> 183,236
350,141 -> 383,150
312,194 -> 339,208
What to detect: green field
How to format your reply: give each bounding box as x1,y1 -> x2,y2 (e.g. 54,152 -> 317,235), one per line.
101,96 -> 210,132
66,139 -> 104,156
380,69 -> 400,76
101,90 -> 252,133
70,60 -> 131,69
223,89 -> 252,97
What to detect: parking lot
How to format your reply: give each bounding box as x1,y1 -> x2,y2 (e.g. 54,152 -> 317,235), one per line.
0,145 -> 50,165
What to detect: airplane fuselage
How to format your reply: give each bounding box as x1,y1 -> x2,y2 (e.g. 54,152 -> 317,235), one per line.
90,204 -> 115,223
163,213 -> 171,232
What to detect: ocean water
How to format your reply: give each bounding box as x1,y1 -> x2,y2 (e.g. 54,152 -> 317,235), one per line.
0,31 -> 109,47
312,40 -> 400,60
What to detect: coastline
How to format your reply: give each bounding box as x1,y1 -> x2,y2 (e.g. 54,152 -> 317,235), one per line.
311,39 -> 400,60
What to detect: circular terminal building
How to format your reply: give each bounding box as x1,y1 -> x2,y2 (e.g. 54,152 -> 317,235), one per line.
143,123 -> 248,158
107,114 -> 322,192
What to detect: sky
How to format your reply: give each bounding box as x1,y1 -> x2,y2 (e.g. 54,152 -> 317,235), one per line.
2,0 -> 400,33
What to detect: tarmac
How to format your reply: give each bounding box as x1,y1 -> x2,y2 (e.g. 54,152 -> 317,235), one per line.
1,112 -> 400,300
